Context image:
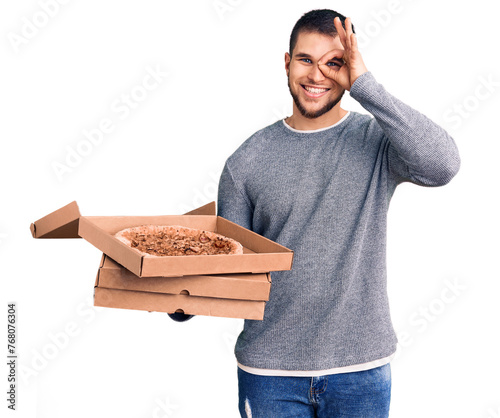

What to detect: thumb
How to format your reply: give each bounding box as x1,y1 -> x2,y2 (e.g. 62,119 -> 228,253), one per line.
318,64 -> 350,91
318,63 -> 338,81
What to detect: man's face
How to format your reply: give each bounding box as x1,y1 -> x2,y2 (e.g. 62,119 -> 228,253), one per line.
285,31 -> 345,119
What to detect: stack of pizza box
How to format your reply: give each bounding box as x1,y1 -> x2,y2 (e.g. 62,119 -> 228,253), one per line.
30,201 -> 294,320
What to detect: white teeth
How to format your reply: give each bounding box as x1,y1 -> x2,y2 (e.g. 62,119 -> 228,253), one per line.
304,86 -> 328,94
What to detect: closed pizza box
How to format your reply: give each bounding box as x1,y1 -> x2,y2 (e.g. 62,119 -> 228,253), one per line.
94,287 -> 266,320
98,254 -> 271,301
94,256 -> 266,320
31,201 -> 294,277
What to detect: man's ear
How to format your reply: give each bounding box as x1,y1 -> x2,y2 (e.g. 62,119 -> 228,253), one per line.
285,52 -> 291,77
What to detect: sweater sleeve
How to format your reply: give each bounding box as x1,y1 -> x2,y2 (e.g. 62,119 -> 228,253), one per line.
217,161 -> 253,230
349,72 -> 461,186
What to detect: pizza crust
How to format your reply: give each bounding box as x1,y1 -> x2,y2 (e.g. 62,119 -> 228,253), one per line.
114,225 -> 244,257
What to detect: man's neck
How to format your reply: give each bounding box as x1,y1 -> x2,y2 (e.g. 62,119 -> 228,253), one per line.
285,104 -> 348,131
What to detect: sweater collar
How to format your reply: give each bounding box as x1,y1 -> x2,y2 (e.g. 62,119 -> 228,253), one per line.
282,111 -> 351,134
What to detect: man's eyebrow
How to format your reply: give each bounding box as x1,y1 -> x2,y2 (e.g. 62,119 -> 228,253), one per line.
294,52 -> 313,58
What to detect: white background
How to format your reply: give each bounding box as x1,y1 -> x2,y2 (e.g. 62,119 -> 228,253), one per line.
1,0 -> 499,417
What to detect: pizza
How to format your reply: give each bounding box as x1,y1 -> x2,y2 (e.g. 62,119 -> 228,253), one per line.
114,225 -> 244,257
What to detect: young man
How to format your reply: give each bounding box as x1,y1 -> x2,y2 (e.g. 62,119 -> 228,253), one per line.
217,9 -> 460,418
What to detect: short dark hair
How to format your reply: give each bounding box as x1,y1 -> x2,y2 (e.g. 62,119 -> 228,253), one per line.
289,9 -> 355,56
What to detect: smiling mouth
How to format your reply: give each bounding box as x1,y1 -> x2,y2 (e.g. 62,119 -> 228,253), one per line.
301,84 -> 330,97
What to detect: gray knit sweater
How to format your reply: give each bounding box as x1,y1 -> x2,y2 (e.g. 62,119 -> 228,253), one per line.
217,72 -> 460,371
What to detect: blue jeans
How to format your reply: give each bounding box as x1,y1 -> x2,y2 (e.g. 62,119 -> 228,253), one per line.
238,364 -> 391,417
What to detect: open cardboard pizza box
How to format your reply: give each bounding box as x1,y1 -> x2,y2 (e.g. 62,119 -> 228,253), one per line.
30,201 -> 294,277
94,255 -> 268,320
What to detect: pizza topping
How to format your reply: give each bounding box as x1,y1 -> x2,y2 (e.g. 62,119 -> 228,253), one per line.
114,225 -> 243,257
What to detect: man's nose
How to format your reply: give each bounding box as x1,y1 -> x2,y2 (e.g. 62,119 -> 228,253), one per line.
307,64 -> 326,83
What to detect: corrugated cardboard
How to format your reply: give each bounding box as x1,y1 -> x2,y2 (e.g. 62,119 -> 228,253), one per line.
79,215 -> 292,277
31,201 -> 294,277
30,201 -> 216,238
30,201 -> 81,238
93,287 -> 266,320
94,255 -> 267,320
97,254 -> 271,301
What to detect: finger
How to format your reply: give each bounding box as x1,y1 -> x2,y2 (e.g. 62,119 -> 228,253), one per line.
318,63 -> 336,80
319,64 -> 349,90
318,61 -> 345,80
350,32 -> 359,54
318,48 -> 345,66
345,17 -> 353,50
334,17 -> 347,49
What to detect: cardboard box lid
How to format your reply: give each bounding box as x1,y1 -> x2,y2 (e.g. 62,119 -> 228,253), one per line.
30,201 -> 81,238
96,254 -> 271,301
182,201 -> 216,216
30,201 -> 216,238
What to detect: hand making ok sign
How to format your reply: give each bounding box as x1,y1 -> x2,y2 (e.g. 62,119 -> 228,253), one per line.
318,17 -> 368,91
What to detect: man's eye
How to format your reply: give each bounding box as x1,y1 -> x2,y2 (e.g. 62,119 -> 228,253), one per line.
300,58 -> 312,64
327,61 -> 339,67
